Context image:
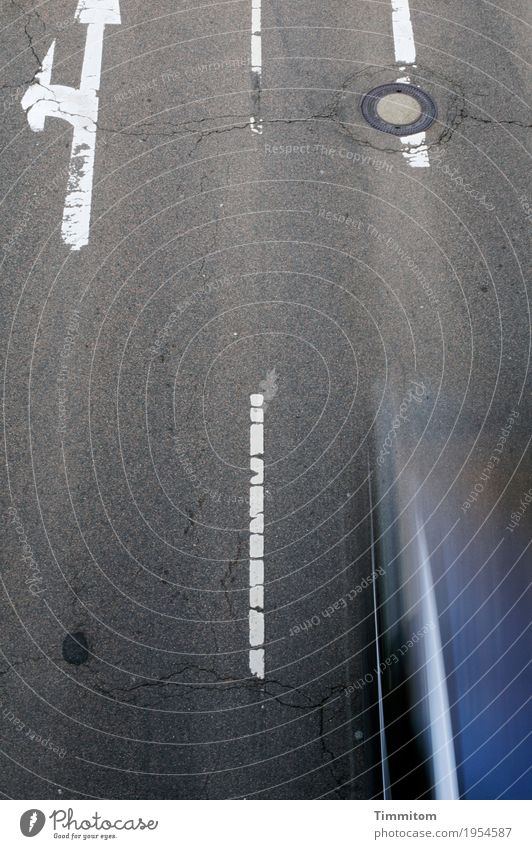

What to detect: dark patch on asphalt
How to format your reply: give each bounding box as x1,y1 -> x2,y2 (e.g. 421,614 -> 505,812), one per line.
62,632 -> 89,666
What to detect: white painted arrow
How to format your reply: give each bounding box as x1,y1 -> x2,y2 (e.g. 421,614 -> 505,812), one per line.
21,0 -> 121,250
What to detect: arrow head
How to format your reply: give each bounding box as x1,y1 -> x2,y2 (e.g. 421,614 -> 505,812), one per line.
21,39 -> 56,131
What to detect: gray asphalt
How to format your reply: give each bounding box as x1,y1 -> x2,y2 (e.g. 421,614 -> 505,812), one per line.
0,0 -> 530,799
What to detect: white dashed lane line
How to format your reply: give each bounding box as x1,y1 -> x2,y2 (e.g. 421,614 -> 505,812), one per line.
250,0 -> 263,133
20,0 -> 122,250
390,0 -> 430,168
391,0 -> 417,64
249,393 -> 265,679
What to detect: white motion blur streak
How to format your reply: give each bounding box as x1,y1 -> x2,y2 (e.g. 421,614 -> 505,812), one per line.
415,514 -> 459,799
390,1 -> 430,168
21,1 -> 121,250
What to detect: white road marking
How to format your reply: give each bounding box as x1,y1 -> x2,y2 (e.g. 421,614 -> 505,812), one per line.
399,128 -> 430,168
20,1 -> 121,250
250,421 -> 264,455
249,534 -> 264,558
249,646 -> 264,677
391,0 -> 416,65
249,393 -> 265,678
250,0 -> 262,134
250,1 -> 262,75
390,2 -> 430,168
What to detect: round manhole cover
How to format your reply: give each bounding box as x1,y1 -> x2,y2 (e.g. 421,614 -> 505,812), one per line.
361,82 -> 437,135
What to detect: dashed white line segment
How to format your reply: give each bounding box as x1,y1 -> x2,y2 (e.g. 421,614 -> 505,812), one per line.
391,0 -> 417,65
249,393 -> 265,678
390,0 -> 430,168
250,0 -> 262,134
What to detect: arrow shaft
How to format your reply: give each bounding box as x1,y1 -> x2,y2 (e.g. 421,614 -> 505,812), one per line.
80,23 -> 105,91
62,124 -> 97,251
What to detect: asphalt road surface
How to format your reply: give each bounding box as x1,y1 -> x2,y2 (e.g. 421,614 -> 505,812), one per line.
0,0 -> 530,800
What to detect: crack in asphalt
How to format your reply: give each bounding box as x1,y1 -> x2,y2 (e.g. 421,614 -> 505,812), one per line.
14,44 -> 529,161
7,0 -> 47,88
97,104 -> 522,156
92,673 -> 356,789
91,666 -> 348,714
464,114 -> 532,128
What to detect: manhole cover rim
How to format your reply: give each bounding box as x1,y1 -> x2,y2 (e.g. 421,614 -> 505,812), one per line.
361,82 -> 437,136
